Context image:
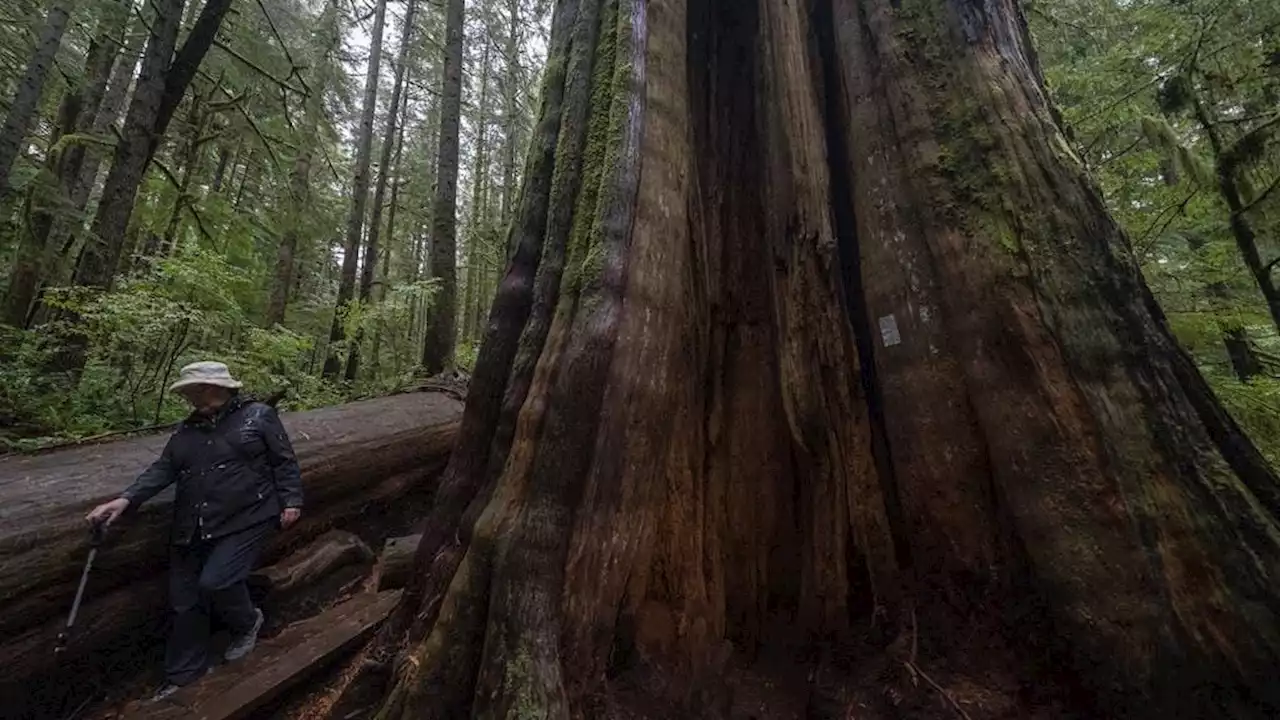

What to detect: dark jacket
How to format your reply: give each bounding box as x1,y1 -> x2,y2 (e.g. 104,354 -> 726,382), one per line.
121,395 -> 304,545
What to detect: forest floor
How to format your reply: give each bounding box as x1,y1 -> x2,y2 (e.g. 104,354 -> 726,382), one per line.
76,581 -> 1077,719
270,613 -> 1075,720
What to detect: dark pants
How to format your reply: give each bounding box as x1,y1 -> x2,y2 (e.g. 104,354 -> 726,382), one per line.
166,521 -> 273,685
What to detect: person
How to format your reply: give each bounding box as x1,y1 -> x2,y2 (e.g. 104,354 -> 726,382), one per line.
86,361 -> 304,702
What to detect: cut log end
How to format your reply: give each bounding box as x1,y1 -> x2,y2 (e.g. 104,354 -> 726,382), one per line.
374,533 -> 421,592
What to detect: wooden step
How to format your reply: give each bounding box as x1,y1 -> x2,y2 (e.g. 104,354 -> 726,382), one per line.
129,590 -> 401,720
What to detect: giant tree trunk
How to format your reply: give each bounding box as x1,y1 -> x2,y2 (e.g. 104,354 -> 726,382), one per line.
324,0 -> 388,379
420,0 -> 467,374
0,392 -> 463,719
327,1 -> 1280,719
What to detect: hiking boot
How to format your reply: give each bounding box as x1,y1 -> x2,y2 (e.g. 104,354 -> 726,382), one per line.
224,608 -> 264,661
149,684 -> 182,704
150,667 -> 212,703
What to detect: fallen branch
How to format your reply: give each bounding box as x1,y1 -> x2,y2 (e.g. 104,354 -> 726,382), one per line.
900,606 -> 972,720
903,660 -> 974,720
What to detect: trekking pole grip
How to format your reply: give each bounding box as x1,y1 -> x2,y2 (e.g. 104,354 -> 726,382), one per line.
89,519 -> 106,546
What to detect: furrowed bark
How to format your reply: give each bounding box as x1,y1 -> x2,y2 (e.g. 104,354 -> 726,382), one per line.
337,0 -> 1280,718
827,0 -> 1280,714
470,1 -> 642,712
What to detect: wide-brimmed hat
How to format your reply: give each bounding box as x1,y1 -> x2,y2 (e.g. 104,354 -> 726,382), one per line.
169,361 -> 243,392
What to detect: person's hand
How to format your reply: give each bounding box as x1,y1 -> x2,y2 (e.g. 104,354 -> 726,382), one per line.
86,498 -> 130,527
280,507 -> 302,529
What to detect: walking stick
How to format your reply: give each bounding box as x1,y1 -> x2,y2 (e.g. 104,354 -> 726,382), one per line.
54,520 -> 106,656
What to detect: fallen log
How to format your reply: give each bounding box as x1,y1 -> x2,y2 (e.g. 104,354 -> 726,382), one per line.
0,392 -> 462,719
374,533 -> 421,591
250,530 -> 375,625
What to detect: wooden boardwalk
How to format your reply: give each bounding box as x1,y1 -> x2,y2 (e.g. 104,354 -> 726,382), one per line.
127,590 -> 401,720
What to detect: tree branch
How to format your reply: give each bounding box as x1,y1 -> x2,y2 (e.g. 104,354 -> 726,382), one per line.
1240,173 -> 1280,216
1097,135 -> 1144,168
213,86 -> 283,169
1220,112 -> 1280,172
1135,190 -> 1198,258
254,0 -> 308,95
212,39 -> 306,96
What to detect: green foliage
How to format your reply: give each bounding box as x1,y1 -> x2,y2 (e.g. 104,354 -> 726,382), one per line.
1,243 -> 345,447
1031,0 -> 1280,465
1201,365 -> 1280,469
0,0 -> 550,447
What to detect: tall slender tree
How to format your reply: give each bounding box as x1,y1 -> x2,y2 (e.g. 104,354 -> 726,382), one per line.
461,37 -> 491,346
0,0 -> 74,198
74,0 -> 238,292
499,0 -> 522,261
420,0 -> 466,373
346,0 -> 422,381
3,0 -> 130,327
323,0 -> 389,379
369,85 -> 412,380
269,0 -> 343,327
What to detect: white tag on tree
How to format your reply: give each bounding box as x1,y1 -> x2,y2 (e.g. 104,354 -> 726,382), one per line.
879,314 -> 901,347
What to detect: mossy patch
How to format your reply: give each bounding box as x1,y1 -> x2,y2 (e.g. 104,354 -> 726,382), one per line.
892,0 -> 1030,258
563,0 -> 629,297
